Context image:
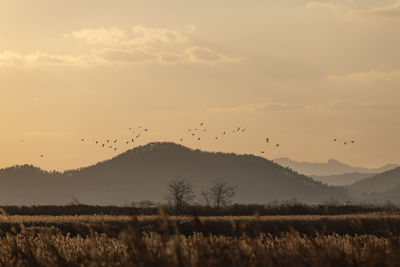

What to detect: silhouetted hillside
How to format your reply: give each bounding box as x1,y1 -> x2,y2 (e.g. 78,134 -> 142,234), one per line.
0,142 -> 347,205
311,173 -> 375,186
348,167 -> 400,194
274,157 -> 398,176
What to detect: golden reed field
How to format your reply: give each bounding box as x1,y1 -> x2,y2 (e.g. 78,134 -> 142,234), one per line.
0,209 -> 400,266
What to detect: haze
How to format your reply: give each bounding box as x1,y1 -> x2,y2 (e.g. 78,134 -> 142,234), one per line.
1,0 -> 399,171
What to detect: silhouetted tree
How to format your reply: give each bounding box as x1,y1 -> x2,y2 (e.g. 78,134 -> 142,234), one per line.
167,178 -> 195,213
207,180 -> 237,208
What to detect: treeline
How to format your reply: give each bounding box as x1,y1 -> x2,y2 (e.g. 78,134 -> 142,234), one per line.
0,203 -> 398,216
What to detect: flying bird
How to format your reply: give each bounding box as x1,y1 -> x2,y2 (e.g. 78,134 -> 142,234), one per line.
261,151 -> 264,154
333,138 -> 337,142
344,142 -> 348,145
237,127 -> 241,131
215,137 -> 218,140
197,137 -> 201,141
114,140 -> 117,143
192,133 -> 195,136
276,144 -> 280,147
266,138 -> 270,143
242,129 -> 245,132
81,139 -> 84,142
40,155 -> 44,158
200,122 -> 204,126
102,144 -> 105,147
223,131 -> 226,135
351,140 -> 356,144
180,138 -> 183,141
107,140 -> 110,143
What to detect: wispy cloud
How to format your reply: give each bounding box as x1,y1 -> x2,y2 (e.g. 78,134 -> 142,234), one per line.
67,27 -> 127,46
68,26 -> 188,46
207,102 -> 306,113
306,1 -> 400,19
316,100 -> 394,112
208,100 -> 394,114
327,70 -> 400,83
0,25 -> 240,68
0,51 -> 81,67
21,131 -> 71,137
352,2 -> 400,18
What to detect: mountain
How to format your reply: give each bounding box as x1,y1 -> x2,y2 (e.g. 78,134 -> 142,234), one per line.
0,142 -> 347,205
348,167 -> 400,194
273,157 -> 398,176
311,173 -> 375,186
378,183 -> 400,203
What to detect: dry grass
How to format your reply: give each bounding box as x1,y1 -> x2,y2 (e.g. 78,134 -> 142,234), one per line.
0,230 -> 399,266
0,212 -> 399,266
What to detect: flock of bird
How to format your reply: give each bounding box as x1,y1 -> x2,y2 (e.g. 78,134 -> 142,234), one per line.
80,126 -> 149,153
23,122 -> 356,159
178,123 -> 252,144
333,138 -> 356,146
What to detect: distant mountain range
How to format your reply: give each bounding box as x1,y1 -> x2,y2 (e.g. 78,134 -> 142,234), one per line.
311,173 -> 376,187
273,157 -> 398,176
348,167 -> 400,194
0,142 -> 347,205
346,167 -> 400,203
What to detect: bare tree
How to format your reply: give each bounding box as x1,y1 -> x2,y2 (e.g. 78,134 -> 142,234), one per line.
167,178 -> 195,213
208,180 -> 237,208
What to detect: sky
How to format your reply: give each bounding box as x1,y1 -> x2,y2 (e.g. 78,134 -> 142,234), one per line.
0,0 -> 399,171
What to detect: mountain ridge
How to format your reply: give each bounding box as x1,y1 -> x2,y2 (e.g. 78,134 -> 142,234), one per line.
274,157 -> 398,176
0,142 -> 347,205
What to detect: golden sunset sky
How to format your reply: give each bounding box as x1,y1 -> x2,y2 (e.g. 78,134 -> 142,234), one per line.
1,0 -> 399,170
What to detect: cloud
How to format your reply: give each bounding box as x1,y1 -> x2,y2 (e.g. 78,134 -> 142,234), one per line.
208,100 -> 394,114
97,48 -> 157,63
130,25 -> 187,45
306,1 -> 400,20
0,51 -> 81,67
68,25 -> 187,46
92,47 -> 240,65
186,24 -> 197,33
317,100 -> 394,112
21,131 -> 71,137
159,53 -> 183,63
67,27 -> 127,45
352,2 -> 400,18
208,102 -> 305,113
0,25 -> 241,68
327,70 -> 400,83
184,47 -> 241,63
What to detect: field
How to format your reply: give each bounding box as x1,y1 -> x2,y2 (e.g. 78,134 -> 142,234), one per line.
0,206 -> 400,266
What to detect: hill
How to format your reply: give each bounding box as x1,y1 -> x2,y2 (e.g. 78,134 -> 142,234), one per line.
348,167 -> 400,194
0,142 -> 347,205
273,157 -> 398,176
311,173 -> 375,186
